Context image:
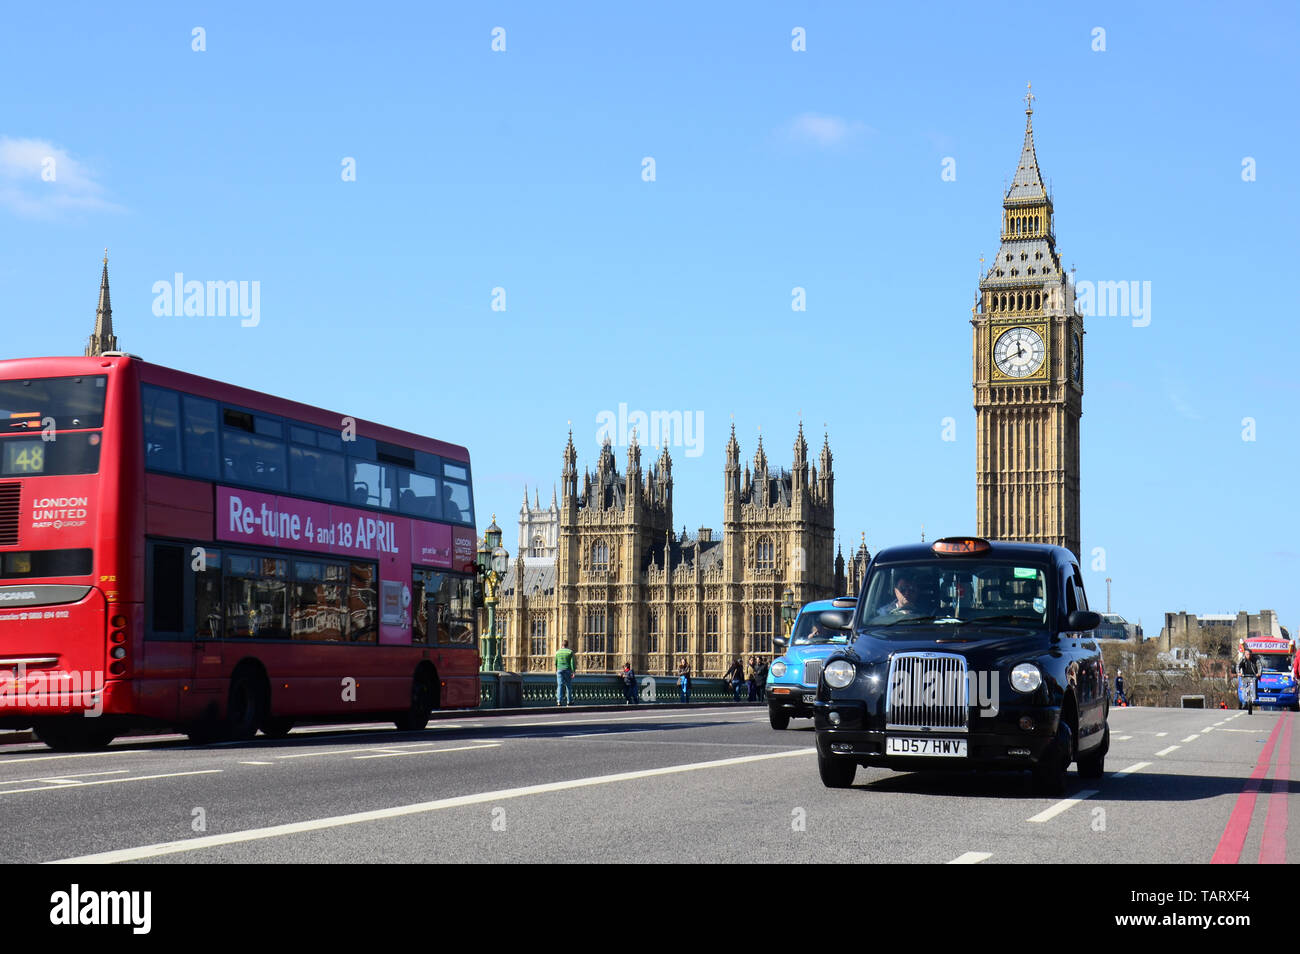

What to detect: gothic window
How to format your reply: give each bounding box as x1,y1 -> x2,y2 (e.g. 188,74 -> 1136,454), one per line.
584,608 -> 606,654
756,537 -> 774,571
1033,292 -> 1040,309
674,610 -> 689,653
590,540 -> 609,572
752,606 -> 773,654
531,535 -> 545,557
529,617 -> 548,657
1006,254 -> 1012,262
705,610 -> 719,654
647,610 -> 659,653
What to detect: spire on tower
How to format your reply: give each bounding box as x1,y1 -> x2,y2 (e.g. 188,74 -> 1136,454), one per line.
86,249 -> 118,357
1006,83 -> 1046,201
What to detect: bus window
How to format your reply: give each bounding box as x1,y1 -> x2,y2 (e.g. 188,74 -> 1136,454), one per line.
398,470 -> 441,519
348,562 -> 378,642
291,559 -> 347,641
183,396 -> 220,478
290,445 -> 347,502
223,430 -> 287,491
142,386 -> 182,473
224,554 -> 288,639
441,480 -> 472,524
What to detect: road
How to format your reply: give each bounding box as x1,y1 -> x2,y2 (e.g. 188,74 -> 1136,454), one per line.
0,705 -> 1292,864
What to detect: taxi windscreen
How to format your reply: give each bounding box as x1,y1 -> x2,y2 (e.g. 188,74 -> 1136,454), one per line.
860,560 -> 1051,631
791,610 -> 852,646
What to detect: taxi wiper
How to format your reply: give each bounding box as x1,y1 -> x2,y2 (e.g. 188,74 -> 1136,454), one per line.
888,615 -> 962,625
957,615 -> 1038,627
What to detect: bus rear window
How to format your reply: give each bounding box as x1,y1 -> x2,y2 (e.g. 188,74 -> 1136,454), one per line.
0,549 -> 93,579
0,376 -> 106,431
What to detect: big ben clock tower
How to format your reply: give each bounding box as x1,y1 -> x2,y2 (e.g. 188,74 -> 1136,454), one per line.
974,85 -> 1083,558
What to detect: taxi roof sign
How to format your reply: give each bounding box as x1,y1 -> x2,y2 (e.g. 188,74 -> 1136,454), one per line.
931,537 -> 992,555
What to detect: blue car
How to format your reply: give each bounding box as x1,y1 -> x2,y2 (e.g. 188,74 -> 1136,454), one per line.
765,597 -> 855,729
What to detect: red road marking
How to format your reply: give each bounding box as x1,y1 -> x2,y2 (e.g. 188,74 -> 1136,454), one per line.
1259,712 -> 1292,864
1212,713 -> 1286,864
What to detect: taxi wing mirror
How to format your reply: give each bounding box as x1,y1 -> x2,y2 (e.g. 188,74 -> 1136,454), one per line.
818,610 -> 852,631
774,634 -> 788,650
1067,610 -> 1102,631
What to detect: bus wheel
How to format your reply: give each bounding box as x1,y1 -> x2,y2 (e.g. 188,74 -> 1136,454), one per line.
226,670 -> 266,741
395,670 -> 436,732
261,718 -> 294,739
34,722 -> 116,752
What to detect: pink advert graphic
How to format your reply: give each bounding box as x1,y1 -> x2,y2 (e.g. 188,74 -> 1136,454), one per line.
216,487 -> 472,645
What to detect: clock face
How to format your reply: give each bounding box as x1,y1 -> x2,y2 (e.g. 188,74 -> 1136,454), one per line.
1071,333 -> 1082,383
993,326 -> 1045,378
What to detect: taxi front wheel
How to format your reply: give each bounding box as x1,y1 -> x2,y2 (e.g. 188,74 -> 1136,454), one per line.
818,751 -> 856,788
768,706 -> 791,730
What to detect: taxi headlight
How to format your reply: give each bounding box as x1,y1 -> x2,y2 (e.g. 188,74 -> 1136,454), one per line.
770,661 -> 787,678
824,660 -> 856,689
1011,663 -> 1042,693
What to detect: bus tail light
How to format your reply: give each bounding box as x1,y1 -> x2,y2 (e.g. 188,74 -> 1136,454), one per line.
110,629 -> 127,643
111,615 -> 128,628
111,646 -> 126,660
109,661 -> 126,676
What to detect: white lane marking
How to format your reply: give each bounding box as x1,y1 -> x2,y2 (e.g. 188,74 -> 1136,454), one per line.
353,743 -> 500,760
1202,727 -> 1215,733
275,748 -> 366,760
1028,790 -> 1099,823
47,748 -> 815,864
1213,720 -> 1226,726
0,750 -> 140,766
1113,735 -> 1133,741
0,769 -> 126,787
1112,761 -> 1150,778
1155,745 -> 1180,757
1,770 -> 221,797
1155,732 -> 1168,737
1181,735 -> 1200,743
239,761 -> 274,766
948,851 -> 992,864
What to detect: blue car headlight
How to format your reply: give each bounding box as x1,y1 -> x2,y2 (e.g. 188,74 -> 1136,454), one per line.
770,661 -> 787,678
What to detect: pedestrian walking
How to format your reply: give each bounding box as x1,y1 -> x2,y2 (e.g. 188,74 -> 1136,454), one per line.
746,656 -> 760,701
1238,649 -> 1261,715
555,640 -> 577,706
620,661 -> 638,705
678,662 -> 692,704
754,658 -> 769,701
723,657 -> 745,701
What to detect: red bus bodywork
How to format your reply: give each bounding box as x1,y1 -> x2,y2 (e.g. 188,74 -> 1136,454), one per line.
0,355 -> 480,745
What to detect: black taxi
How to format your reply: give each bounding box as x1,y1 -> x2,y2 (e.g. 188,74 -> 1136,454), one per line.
812,537 -> 1108,795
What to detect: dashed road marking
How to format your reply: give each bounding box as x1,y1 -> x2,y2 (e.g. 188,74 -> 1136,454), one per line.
1181,735 -> 1200,743
948,851 -> 992,864
1112,761 -> 1151,778
1155,745 -> 1180,757
353,743 -> 500,760
239,761 -> 274,765
1113,735 -> 1133,741
1156,732 -> 1168,737
0,770 -> 220,797
0,769 -> 126,787
1028,790 -> 1099,823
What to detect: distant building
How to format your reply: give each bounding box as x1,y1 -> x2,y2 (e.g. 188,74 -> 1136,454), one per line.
492,425 -> 860,676
85,251 -> 118,356
1093,613 -> 1143,642
1157,610 -> 1285,677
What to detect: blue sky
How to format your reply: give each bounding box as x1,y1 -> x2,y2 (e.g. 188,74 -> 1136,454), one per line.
2,1 -> 1298,638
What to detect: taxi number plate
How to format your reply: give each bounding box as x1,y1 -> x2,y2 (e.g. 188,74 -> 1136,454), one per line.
886,737 -> 967,757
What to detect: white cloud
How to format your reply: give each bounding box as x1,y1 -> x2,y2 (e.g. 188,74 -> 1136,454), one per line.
0,136 -> 123,218
783,113 -> 873,147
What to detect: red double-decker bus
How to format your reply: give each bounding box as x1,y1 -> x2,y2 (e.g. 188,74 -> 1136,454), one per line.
0,354 -> 481,749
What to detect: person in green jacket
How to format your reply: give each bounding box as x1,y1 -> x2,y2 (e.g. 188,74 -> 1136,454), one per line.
555,641 -> 577,706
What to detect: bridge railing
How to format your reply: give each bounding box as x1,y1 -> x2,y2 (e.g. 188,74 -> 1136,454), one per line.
478,673 -> 748,708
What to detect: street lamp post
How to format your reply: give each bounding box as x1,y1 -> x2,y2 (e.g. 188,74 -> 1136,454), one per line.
781,587 -> 797,644
476,515 -> 510,672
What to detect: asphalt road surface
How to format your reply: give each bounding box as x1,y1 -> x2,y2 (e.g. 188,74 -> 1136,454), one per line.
1,705 -> 1292,864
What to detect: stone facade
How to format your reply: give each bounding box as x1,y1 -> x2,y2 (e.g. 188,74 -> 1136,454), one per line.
973,91 -> 1083,558
492,425 -> 847,676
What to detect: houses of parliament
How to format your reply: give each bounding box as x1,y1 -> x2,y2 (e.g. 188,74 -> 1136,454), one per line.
493,427 -> 871,676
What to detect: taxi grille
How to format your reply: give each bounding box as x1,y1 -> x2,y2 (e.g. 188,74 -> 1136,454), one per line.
0,483 -> 18,545
886,652 -> 969,732
803,659 -> 824,687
